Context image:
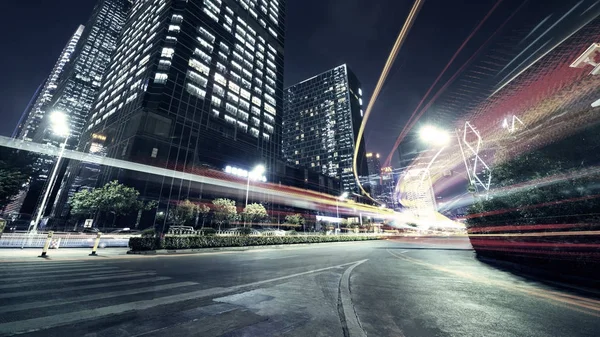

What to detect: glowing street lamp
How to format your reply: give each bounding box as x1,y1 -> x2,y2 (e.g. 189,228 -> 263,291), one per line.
31,111 -> 70,233
419,125 -> 450,178
335,191 -> 349,233
244,164 -> 266,227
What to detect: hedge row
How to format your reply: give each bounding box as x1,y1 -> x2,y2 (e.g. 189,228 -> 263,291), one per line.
129,235 -> 382,251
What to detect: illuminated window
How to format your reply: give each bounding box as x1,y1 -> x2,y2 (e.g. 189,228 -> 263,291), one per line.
214,73 -> 227,86
154,73 -> 168,84
161,47 -> 175,58
186,83 -> 206,98
189,58 -> 210,75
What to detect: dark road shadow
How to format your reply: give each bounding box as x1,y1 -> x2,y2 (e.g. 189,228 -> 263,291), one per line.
378,247 -> 474,251
477,255 -> 600,299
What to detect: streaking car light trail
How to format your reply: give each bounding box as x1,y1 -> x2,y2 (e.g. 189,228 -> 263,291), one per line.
352,0 -> 425,200
0,136 -> 395,220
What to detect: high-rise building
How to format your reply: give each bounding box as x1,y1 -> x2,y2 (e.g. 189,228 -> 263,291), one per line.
36,0 -> 131,150
14,26 -> 84,142
16,0 -> 131,221
283,64 -> 367,193
41,0 -> 132,218
60,0 -> 286,214
366,152 -> 381,177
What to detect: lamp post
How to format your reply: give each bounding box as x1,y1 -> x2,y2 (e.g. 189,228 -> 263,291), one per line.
244,164 -> 265,227
31,111 -> 70,233
336,191 -> 349,233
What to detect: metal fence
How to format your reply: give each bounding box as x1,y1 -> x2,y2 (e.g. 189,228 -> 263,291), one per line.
0,233 -> 129,248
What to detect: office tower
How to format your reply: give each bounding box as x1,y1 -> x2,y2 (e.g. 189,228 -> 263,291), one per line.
61,0 -> 286,212
365,152 -> 381,198
14,26 -> 84,142
283,64 -> 367,193
366,152 -> 381,177
36,0 -> 131,150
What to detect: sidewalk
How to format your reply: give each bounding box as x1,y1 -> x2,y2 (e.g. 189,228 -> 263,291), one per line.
0,247 -> 130,262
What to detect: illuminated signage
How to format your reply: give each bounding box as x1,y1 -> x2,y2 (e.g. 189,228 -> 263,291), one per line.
224,165 -> 267,182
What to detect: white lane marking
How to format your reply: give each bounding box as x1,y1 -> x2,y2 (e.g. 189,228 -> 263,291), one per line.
0,272 -> 156,290
0,276 -> 171,300
0,260 -> 366,335
0,267 -> 123,280
0,282 -> 198,314
339,260 -> 368,337
399,250 -> 409,254
266,255 -> 299,260
0,262 -> 101,270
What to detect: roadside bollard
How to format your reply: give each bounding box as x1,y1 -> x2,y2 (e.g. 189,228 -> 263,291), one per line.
89,232 -> 102,256
39,231 -> 53,258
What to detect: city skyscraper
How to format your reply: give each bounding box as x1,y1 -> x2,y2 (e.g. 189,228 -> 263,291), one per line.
366,152 -> 381,177
42,0 -> 131,218
35,0 -> 131,150
59,0 -> 286,213
14,26 -> 84,142
283,64 -> 367,193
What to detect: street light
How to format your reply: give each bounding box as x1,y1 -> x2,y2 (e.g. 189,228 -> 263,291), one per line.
31,111 -> 70,233
244,164 -> 265,227
419,125 -> 450,180
336,191 -> 349,233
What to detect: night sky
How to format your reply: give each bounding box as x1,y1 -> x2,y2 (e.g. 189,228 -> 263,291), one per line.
0,0 -> 579,163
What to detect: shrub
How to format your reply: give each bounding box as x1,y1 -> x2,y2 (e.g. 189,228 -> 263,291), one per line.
129,235 -> 382,251
201,228 -> 216,236
141,228 -> 156,238
238,227 -> 253,236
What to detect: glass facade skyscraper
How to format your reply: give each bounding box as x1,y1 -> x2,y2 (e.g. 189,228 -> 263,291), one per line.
14,26 -> 84,142
36,0 -> 131,150
47,0 -> 132,217
283,64 -> 367,193
60,0 -> 285,212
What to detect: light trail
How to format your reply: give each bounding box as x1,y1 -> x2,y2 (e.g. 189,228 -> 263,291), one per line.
383,0 -> 506,168
496,1 -> 583,77
519,14 -> 553,44
352,0 -> 425,201
0,136 -> 394,219
489,8 -> 600,97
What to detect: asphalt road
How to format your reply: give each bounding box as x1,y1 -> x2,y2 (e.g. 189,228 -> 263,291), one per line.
0,237 -> 599,336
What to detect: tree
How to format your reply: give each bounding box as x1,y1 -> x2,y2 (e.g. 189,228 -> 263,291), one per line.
169,199 -> 198,226
70,181 -> 154,228
197,204 -> 210,229
211,198 -> 237,230
69,189 -> 99,218
284,213 -> 305,228
242,203 -> 268,226
0,148 -> 35,211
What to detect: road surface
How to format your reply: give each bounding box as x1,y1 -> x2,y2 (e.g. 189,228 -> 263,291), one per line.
0,237 -> 599,336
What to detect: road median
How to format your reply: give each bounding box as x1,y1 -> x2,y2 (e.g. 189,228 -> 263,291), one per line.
128,235 -> 383,254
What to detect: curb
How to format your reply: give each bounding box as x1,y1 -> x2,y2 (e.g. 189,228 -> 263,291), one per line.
126,239 -> 381,255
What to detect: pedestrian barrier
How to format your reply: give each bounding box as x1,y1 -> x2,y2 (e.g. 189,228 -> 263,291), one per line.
0,233 -> 130,248
39,231 -> 53,258
89,232 -> 103,256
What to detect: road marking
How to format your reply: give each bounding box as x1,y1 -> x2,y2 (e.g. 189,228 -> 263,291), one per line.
265,255 -> 299,260
399,250 -> 409,254
0,276 -> 171,299
0,282 -> 198,314
386,249 -> 600,317
0,267 -> 124,280
0,271 -> 156,290
339,260 -> 368,337
0,260 -> 366,335
0,262 -> 100,270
